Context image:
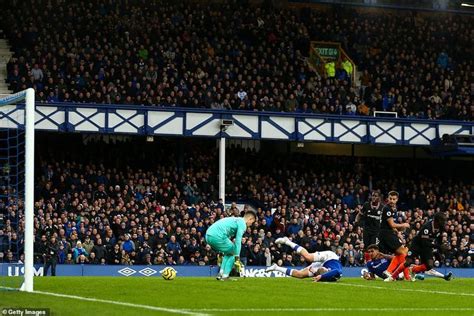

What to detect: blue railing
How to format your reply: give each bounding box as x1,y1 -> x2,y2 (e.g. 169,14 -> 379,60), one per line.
0,102 -> 472,146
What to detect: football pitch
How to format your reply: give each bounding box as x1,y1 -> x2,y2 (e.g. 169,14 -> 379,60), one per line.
1,277 -> 473,316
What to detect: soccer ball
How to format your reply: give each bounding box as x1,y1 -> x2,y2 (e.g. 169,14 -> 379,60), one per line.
360,268 -> 369,279
160,267 -> 177,280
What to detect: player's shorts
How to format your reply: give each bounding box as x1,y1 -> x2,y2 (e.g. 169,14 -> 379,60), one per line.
205,234 -> 235,255
407,242 -> 433,265
377,230 -> 402,253
307,261 -> 322,277
363,229 -> 379,248
307,260 -> 342,281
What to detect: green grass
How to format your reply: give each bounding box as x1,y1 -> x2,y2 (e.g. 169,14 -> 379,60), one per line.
0,277 -> 473,316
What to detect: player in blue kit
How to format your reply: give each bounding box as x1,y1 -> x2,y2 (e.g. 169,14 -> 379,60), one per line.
362,244 -> 428,281
266,237 -> 342,282
362,244 -> 392,280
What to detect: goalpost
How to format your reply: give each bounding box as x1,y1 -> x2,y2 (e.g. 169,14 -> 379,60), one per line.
0,88 -> 34,292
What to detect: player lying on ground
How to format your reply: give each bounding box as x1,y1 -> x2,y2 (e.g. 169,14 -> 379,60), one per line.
362,244 -> 422,280
266,237 -> 342,282
362,244 -> 393,280
205,210 -> 256,281
401,212 -> 453,281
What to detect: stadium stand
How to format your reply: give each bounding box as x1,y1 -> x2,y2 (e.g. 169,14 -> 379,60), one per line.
1,1 -> 472,120
1,138 -> 471,268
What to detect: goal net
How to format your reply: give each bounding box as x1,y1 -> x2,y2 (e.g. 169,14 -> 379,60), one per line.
0,88 -> 34,292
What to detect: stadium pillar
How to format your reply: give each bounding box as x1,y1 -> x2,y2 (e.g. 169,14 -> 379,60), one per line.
219,136 -> 225,204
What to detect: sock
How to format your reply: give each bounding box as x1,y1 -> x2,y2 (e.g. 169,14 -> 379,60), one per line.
403,267 -> 411,280
425,269 -> 444,278
390,254 -> 407,278
285,268 -> 295,277
221,255 -> 235,277
220,255 -> 230,277
286,240 -> 303,254
386,254 -> 402,273
391,262 -> 406,279
412,264 -> 427,274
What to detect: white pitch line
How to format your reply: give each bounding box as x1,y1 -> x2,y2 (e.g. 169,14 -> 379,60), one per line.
0,287 -> 208,316
187,308 -> 474,312
324,282 -> 474,297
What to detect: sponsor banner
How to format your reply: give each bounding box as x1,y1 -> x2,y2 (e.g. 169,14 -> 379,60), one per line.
82,265 -> 218,277
1,264 -> 473,278
2,264 -> 84,277
0,264 -> 220,277
241,268 -> 287,278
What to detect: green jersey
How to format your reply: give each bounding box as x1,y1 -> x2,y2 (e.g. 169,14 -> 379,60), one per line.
206,217 -> 246,256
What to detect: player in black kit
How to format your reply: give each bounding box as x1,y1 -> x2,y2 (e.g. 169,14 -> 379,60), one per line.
377,191 -> 411,281
356,191 -> 384,249
404,212 -> 453,281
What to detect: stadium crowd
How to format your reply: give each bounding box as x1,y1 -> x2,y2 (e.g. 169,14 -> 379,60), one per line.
1,143 -> 472,269
2,1 -> 472,120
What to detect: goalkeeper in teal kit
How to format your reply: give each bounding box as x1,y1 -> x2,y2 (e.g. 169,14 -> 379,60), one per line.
205,210 -> 257,281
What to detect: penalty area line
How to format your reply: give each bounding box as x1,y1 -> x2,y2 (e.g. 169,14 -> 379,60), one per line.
0,286 -> 208,316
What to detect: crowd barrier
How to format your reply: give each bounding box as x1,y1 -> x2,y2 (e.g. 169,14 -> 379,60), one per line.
2,103 -> 473,146
2,264 -> 473,278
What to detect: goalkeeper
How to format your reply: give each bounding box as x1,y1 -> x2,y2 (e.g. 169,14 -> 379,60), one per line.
205,210 -> 257,281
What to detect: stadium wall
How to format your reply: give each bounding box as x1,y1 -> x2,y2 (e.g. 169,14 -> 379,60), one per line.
285,142 -> 474,159
287,142 -> 431,158
2,264 -> 473,278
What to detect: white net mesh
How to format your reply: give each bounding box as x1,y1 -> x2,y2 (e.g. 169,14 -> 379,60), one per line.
0,90 -> 30,291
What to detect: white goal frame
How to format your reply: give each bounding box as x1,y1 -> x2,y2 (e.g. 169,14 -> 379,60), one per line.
0,88 -> 34,292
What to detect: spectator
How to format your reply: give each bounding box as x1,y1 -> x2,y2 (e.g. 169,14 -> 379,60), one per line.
89,252 -> 100,264
1,142 -> 471,267
166,235 -> 182,256
91,239 -> 107,262
82,236 -> 94,255
121,234 -> 135,254
108,244 -> 122,265
72,241 -> 88,261
287,219 -> 302,236
0,1 -> 470,121
30,64 -> 43,83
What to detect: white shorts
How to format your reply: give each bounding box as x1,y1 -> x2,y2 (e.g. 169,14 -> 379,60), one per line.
306,262 -> 323,277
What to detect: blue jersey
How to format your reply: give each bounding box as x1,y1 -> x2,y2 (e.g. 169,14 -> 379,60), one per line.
367,257 -> 390,279
308,251 -> 343,282
321,259 -> 342,281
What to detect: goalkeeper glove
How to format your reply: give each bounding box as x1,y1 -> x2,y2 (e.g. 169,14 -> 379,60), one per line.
234,256 -> 244,274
